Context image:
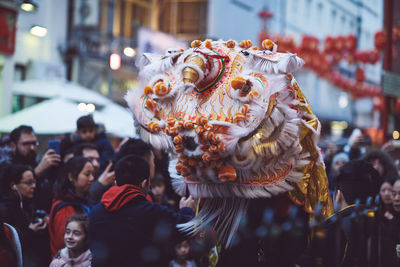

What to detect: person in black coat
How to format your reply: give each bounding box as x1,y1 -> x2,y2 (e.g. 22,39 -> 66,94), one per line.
296,160 -> 384,267
89,155 -> 195,267
0,164 -> 50,266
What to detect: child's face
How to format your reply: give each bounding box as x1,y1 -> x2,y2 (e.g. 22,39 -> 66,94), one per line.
175,241 -> 190,260
77,127 -> 96,142
64,221 -> 86,252
151,183 -> 165,197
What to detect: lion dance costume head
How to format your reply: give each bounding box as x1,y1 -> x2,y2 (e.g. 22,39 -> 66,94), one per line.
126,39 -> 333,247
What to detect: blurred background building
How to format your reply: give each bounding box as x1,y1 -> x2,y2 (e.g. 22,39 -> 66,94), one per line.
0,0 -> 399,144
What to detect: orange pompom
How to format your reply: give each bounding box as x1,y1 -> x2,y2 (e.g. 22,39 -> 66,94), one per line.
205,40 -> 212,49
197,116 -> 208,126
251,46 -> 259,50
217,142 -> 226,153
167,117 -> 176,127
144,86 -> 154,95
180,164 -> 191,176
173,135 -> 183,144
211,134 -> 220,144
184,121 -> 194,129
145,98 -> 157,112
195,126 -> 204,135
233,113 -> 246,123
209,145 -> 218,153
188,158 -> 197,166
203,131 -> 214,141
154,82 -> 170,97
204,124 -> 212,131
249,91 -> 260,101
226,40 -> 236,48
239,40 -> 252,49
176,160 -> 184,172
231,77 -> 246,90
147,121 -> 161,133
176,121 -> 184,131
262,39 -> 276,51
240,104 -> 250,114
179,155 -> 188,163
202,153 -> 211,162
198,136 -> 208,145
165,126 -> 178,136
191,40 -> 202,48
175,144 -> 184,153
218,165 -> 237,182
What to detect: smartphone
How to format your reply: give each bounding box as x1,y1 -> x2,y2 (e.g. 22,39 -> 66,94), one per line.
48,139 -> 60,154
33,209 -> 47,223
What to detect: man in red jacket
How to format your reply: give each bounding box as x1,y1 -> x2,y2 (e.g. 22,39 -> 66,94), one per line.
89,155 -> 195,267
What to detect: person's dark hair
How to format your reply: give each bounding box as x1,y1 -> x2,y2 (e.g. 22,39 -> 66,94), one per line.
65,214 -> 89,249
335,160 -> 381,205
77,115 -> 96,130
74,143 -> 99,157
114,138 -> 153,164
9,125 -> 34,144
0,164 -> 33,195
115,155 -> 150,186
54,156 -> 92,199
363,148 -> 398,179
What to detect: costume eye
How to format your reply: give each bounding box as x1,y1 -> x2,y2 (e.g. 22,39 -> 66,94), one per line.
241,50 -> 249,56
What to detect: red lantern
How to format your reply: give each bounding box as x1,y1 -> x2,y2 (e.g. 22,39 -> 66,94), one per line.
345,34 -> 357,51
324,36 -> 334,53
369,50 -> 380,64
355,67 -> 365,83
335,36 -> 345,51
374,31 -> 386,51
347,53 -> 355,65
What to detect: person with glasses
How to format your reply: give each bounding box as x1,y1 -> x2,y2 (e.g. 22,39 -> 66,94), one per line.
7,125 -> 61,214
0,164 -> 51,266
8,125 -> 60,178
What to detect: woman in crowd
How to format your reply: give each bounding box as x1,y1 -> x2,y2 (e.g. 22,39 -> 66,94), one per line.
363,148 -> 398,181
49,156 -> 94,256
379,178 -> 395,219
50,214 -> 91,267
0,164 -> 50,266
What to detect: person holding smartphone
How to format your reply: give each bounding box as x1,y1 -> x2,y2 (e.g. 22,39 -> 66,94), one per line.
7,125 -> 61,213
0,164 -> 51,266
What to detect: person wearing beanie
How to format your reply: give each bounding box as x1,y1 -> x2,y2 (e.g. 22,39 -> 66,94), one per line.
60,115 -> 114,173
328,152 -> 350,194
89,155 -> 195,267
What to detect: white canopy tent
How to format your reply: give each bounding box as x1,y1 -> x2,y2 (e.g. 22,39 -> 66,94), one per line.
0,79 -> 137,137
12,79 -> 110,106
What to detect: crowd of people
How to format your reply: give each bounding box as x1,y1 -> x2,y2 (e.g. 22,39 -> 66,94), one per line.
1,115 -> 400,267
0,115 -> 196,267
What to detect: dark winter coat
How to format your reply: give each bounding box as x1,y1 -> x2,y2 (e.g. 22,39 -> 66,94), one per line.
89,184 -> 194,267
0,193 -> 50,266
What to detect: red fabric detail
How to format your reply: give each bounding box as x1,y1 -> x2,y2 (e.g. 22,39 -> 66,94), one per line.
145,193 -> 154,203
0,225 -> 17,267
101,184 -> 146,212
48,199 -> 77,257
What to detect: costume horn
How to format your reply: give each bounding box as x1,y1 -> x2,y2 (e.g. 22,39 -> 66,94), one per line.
183,54 -> 206,84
